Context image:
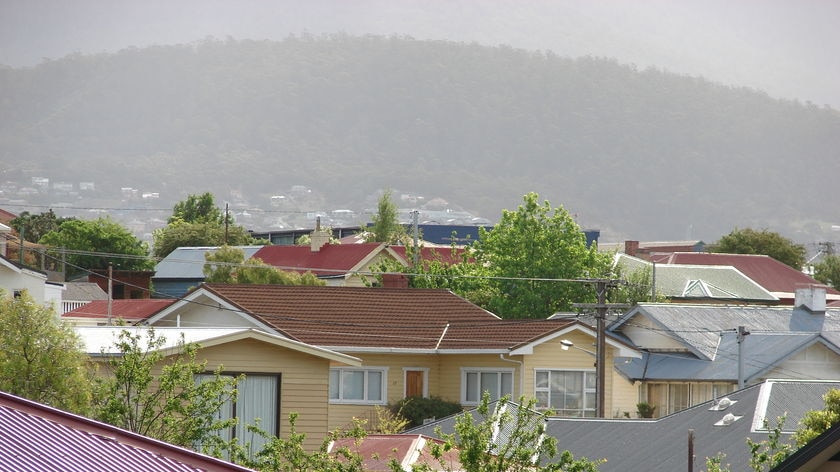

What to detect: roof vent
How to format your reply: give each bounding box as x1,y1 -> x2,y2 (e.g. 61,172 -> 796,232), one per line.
714,413 -> 743,426
709,397 -> 737,411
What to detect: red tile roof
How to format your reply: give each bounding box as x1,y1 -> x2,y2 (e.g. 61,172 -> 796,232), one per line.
0,390 -> 252,471
251,243 -> 387,277
654,252 -> 839,296
63,299 -> 175,321
202,284 -> 573,350
330,434 -> 460,471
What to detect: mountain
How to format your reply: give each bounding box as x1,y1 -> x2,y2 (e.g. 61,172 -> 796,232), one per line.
1,36 -> 838,243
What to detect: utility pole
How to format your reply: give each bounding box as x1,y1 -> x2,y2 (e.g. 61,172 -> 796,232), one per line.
737,326 -> 750,388
411,210 -> 419,266
224,203 -> 230,245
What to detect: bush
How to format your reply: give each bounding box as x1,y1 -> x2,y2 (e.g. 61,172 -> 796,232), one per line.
390,396 -> 463,428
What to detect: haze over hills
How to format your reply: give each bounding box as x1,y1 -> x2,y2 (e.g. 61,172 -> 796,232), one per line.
1,36 -> 838,245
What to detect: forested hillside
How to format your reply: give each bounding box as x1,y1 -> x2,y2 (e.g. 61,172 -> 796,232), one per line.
1,35 -> 838,242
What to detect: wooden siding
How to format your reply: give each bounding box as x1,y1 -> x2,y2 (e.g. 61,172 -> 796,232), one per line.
189,338 -> 332,450
763,343 -> 840,381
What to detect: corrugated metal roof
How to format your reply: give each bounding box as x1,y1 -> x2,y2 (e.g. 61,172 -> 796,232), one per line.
62,282 -> 109,301
63,299 -> 175,321
153,246 -> 263,279
251,243 -> 386,276
409,380 -> 840,472
76,327 -> 258,354
0,391 -> 253,471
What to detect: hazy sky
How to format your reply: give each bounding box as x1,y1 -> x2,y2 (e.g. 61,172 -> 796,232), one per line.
1,0 -> 838,107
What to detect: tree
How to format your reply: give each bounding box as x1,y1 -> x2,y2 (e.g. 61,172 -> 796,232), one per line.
812,254 -> 840,289
794,389 -> 840,447
38,217 -> 154,279
203,245 -> 325,285
93,328 -> 239,450
711,228 -> 806,270
0,290 -> 92,413
472,193 -> 613,318
423,394 -> 602,472
169,192 -> 225,224
9,209 -> 74,243
153,193 -> 261,259
365,189 -> 405,244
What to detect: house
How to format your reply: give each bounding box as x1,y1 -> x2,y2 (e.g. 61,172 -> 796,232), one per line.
410,379 -> 840,472
77,326 -> 362,451
651,252 -> 840,305
607,286 -> 840,416
60,281 -> 109,314
0,253 -> 62,308
0,388 -> 253,471
151,246 -> 264,298
141,283 -> 641,431
599,239 -> 706,258
86,268 -> 155,299
614,253 -> 779,304
62,298 -> 176,326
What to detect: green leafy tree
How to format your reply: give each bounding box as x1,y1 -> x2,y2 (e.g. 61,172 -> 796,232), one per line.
794,389 -> 840,447
203,245 -> 325,285
169,192 -> 225,224
473,192 -> 613,318
422,394 -> 602,472
711,228 -> 806,270
9,209 -> 74,242
812,254 -> 840,289
365,189 -> 405,244
39,217 -> 154,278
93,328 -> 239,450
0,290 -> 93,414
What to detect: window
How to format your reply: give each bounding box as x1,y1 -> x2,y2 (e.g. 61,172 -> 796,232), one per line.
534,370 -> 596,417
647,382 -> 734,416
197,373 -> 280,453
329,367 -> 387,404
461,368 -> 514,405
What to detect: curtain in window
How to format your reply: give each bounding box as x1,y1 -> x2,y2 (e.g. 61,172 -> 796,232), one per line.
236,375 -> 278,453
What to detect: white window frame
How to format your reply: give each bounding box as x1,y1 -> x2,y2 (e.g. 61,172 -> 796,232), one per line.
329,367 -> 388,405
460,367 -> 515,405
402,367 -> 430,398
533,368 -> 596,416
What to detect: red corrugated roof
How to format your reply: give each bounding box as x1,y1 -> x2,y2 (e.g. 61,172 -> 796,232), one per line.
656,252 -> 839,295
202,284 -> 573,350
251,243 -> 386,276
330,434 -> 460,471
389,246 -> 470,265
0,390 -> 253,471
63,299 -> 175,320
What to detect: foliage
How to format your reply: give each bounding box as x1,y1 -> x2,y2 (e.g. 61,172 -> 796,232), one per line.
169,192 -> 225,224
9,209 -> 74,243
794,389 -> 840,447
152,220 -> 259,259
92,328 -> 239,449
203,245 -> 325,285
223,412 -> 368,472
365,188 -> 405,244
389,395 -> 464,429
472,193 -> 613,318
370,405 -> 410,434
0,290 -> 92,413
421,394 -> 602,472
635,402 -> 656,418
812,254 -> 840,289
711,228 -> 807,270
38,217 -> 154,277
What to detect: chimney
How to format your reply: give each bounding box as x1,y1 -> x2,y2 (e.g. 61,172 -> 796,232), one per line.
382,273 -> 409,288
625,240 -> 639,257
795,285 -> 827,313
310,216 -> 330,252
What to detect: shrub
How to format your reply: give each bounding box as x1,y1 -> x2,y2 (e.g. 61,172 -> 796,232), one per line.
390,396 -> 463,428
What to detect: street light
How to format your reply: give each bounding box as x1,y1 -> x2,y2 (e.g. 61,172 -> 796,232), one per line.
560,339 -> 602,417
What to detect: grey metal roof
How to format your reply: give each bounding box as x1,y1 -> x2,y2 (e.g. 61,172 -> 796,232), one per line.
152,246 -> 263,279
616,253 -> 777,302
409,380 -> 840,472
62,282 -> 108,301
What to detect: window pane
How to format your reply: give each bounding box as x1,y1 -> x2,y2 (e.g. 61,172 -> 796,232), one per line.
343,371 -> 365,400
536,371 -> 549,388
586,372 -> 596,389
536,391 -> 549,409
481,372 -> 499,400
237,376 -> 278,451
466,372 -> 478,402
501,373 -> 512,397
329,370 -> 339,399
367,371 -> 382,402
